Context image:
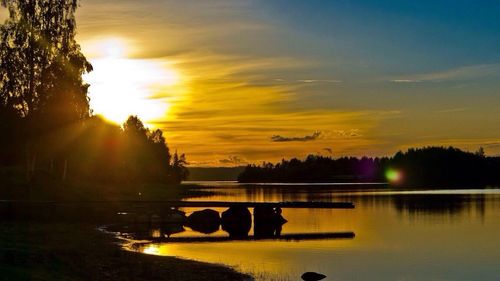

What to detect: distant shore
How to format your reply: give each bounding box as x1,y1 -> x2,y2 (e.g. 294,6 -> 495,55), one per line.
0,221 -> 250,281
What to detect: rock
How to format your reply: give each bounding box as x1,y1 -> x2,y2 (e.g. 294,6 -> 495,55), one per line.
253,206 -> 286,238
163,208 -> 187,224
254,206 -> 287,223
253,222 -> 282,238
221,206 -> 252,238
186,209 -> 221,234
301,272 -> 327,281
187,209 -> 220,224
161,223 -> 185,237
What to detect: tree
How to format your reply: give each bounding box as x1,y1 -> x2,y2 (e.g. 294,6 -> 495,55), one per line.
0,0 -> 92,120
172,151 -> 189,184
0,0 -> 92,180
123,115 -> 148,139
122,116 -> 181,184
475,147 -> 485,158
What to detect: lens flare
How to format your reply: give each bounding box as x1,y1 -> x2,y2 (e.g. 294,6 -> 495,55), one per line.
386,168 -> 402,183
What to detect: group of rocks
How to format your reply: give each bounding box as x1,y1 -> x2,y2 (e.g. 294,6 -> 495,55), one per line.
184,206 -> 287,238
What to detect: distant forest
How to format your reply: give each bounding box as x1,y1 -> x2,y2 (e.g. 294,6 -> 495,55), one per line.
0,1 -> 187,188
238,147 -> 500,187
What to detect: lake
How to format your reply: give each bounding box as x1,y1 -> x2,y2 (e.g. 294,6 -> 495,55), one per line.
122,182 -> 500,281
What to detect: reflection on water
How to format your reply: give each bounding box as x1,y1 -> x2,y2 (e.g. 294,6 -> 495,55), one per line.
119,184 -> 500,281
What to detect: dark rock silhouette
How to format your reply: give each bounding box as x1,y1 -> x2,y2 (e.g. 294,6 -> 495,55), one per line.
254,206 -> 287,224
301,272 -> 327,281
162,224 -> 185,237
186,209 -> 221,234
163,208 -> 187,224
253,206 -> 287,238
221,206 -> 252,238
253,221 -> 283,238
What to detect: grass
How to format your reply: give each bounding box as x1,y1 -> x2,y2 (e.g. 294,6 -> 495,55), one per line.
0,222 -> 251,281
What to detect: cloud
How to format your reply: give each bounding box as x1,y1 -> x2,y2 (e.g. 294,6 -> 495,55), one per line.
323,147 -> 333,154
388,64 -> 500,83
219,155 -> 246,165
389,79 -> 422,83
297,79 -> 342,83
435,107 -> 468,114
484,142 -> 500,150
334,129 -> 361,137
271,131 -> 321,142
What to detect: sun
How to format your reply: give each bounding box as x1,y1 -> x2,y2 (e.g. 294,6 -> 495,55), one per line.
83,37 -> 180,126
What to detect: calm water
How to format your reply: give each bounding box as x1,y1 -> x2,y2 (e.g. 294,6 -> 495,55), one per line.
125,182 -> 500,281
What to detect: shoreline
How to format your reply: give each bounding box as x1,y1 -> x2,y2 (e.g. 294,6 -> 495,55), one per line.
0,221 -> 251,281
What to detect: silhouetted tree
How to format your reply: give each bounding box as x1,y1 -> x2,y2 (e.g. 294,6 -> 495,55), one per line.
238,155 -> 387,183
120,115 -> 185,184
0,0 -> 92,180
0,0 -> 91,120
475,147 -> 485,157
238,147 -> 500,188
171,151 -> 189,184
389,146 -> 497,187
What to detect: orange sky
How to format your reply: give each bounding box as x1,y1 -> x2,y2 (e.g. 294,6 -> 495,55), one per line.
32,0 -> 500,166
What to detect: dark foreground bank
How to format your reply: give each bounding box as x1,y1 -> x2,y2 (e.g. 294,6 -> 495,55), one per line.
0,222 -> 250,281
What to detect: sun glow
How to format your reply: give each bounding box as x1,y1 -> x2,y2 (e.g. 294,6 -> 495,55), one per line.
83,38 -> 180,125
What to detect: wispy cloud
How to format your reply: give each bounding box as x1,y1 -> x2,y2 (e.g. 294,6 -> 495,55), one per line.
297,79 -> 342,83
219,155 -> 247,165
333,129 -> 361,137
388,64 -> 500,83
435,107 -> 468,114
264,78 -> 342,86
485,142 -> 500,150
389,79 -> 422,83
271,131 -> 321,142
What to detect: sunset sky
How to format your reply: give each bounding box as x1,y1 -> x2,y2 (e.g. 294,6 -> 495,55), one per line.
12,0 -> 500,166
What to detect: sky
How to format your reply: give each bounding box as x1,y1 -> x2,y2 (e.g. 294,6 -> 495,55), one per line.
9,0 -> 500,166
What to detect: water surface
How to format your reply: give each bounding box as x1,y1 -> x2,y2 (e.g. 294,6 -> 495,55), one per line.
126,182 -> 500,281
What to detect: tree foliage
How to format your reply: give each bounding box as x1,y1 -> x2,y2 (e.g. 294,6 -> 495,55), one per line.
66,116 -> 174,184
0,0 -> 92,124
0,0 -> 92,182
238,155 -> 388,183
238,147 -> 500,188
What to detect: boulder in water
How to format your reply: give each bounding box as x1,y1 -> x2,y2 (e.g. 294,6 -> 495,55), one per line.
221,206 -> 252,238
163,208 -> 187,224
186,209 -> 221,234
254,205 -> 287,225
301,272 -> 327,281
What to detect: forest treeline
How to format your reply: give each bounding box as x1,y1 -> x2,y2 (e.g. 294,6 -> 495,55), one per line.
238,147 -> 500,187
0,0 -> 187,188
0,115 -> 188,184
